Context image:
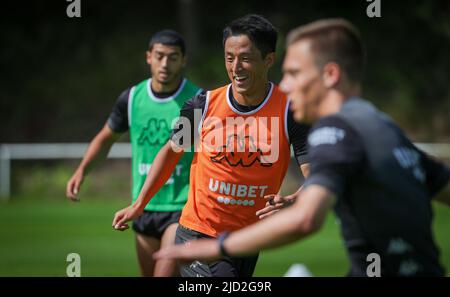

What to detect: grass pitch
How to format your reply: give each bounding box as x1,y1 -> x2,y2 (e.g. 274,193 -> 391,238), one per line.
0,197 -> 449,276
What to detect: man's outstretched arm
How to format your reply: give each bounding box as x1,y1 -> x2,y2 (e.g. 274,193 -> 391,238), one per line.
112,140 -> 184,231
153,184 -> 335,262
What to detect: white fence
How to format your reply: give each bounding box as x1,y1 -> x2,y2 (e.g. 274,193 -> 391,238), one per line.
0,143 -> 131,200
1,142 -> 450,200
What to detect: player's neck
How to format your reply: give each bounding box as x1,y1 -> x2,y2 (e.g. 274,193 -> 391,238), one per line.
319,86 -> 361,117
151,76 -> 183,94
232,82 -> 270,106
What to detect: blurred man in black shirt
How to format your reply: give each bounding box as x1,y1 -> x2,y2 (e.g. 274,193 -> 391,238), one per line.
154,18 -> 450,277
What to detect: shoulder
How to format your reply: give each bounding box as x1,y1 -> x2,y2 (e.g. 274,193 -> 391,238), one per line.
121,79 -> 150,102
115,87 -> 133,106
308,115 -> 364,163
179,89 -> 208,112
191,89 -> 208,107
309,115 -> 358,145
182,79 -> 204,99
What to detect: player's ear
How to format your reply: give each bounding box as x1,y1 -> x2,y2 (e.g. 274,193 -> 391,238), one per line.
181,54 -> 187,68
264,52 -> 275,68
146,50 -> 152,66
322,62 -> 340,88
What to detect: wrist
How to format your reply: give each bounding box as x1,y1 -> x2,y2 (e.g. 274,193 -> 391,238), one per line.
76,167 -> 85,176
217,231 -> 231,258
132,200 -> 146,213
286,191 -> 301,205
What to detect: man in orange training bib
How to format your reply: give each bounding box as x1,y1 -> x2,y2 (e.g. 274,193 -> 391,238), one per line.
112,14 -> 310,277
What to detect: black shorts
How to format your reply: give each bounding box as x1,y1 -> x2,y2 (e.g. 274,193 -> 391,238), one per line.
175,224 -> 259,277
132,210 -> 181,240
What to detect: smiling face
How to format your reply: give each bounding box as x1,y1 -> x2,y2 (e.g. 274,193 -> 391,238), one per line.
224,34 -> 274,102
280,39 -> 327,123
146,43 -> 186,86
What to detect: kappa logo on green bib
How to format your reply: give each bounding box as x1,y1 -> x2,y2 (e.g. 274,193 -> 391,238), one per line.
137,118 -> 171,146
129,78 -> 201,211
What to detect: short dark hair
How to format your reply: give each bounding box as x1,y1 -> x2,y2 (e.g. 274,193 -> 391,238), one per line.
223,14 -> 278,59
149,29 -> 186,55
287,19 -> 364,83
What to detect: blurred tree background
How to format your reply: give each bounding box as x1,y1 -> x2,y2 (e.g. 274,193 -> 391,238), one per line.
1,0 -> 449,143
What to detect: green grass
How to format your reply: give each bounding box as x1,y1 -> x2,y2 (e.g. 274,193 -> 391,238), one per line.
0,198 -> 138,276
0,197 -> 449,276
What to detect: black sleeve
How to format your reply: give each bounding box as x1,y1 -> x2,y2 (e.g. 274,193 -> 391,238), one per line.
170,90 -> 207,148
419,150 -> 450,197
287,107 -> 311,165
303,116 -> 365,197
107,88 -> 131,133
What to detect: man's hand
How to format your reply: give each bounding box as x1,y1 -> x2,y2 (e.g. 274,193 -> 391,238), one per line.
153,239 -> 221,262
256,193 -> 297,219
112,205 -> 144,231
66,170 -> 84,201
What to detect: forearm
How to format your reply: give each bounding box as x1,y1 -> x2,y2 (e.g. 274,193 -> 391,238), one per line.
224,185 -> 334,257
291,186 -> 303,197
133,141 -> 184,210
283,164 -> 310,203
225,206 -> 310,257
77,131 -> 118,175
300,163 -> 310,178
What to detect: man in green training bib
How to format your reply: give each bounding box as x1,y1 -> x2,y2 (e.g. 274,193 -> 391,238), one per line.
66,30 -> 201,276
